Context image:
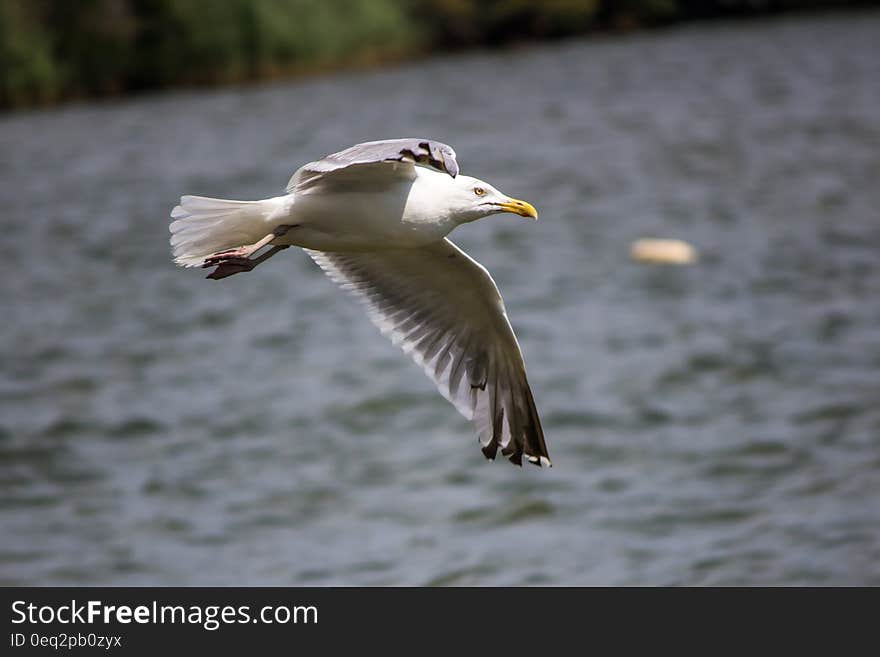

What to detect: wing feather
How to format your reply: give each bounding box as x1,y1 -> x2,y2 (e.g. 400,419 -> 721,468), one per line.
305,239 -> 550,467
288,138 -> 459,194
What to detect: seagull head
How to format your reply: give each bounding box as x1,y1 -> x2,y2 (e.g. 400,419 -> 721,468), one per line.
448,175 -> 538,223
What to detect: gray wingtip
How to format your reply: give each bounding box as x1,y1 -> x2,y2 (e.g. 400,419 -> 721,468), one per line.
402,139 -> 459,179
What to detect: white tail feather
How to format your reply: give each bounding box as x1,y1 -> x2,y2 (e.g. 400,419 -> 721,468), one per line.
169,195 -> 282,267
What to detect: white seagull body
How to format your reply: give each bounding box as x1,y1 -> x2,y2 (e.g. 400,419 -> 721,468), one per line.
170,139 -> 550,467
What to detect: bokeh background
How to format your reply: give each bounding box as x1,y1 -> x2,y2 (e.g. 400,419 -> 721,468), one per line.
1,1 -> 879,585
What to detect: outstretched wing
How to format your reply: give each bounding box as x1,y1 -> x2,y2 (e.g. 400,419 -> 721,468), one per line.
306,239 -> 550,467
288,138 -> 459,194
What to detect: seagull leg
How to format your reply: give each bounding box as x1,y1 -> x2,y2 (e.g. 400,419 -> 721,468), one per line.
204,245 -> 290,280
202,225 -> 295,280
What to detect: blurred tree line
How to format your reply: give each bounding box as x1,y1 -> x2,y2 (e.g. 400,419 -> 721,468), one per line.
0,0 -> 874,109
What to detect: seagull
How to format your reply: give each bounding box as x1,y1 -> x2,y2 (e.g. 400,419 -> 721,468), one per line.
170,139 -> 550,467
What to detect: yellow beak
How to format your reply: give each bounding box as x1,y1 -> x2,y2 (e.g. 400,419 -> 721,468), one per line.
496,197 -> 538,220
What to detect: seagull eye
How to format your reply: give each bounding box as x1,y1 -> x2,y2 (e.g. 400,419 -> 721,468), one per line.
473,187 -> 486,197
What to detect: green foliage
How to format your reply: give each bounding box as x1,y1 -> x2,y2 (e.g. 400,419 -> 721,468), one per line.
0,0 -> 874,108
0,1 -> 58,106
413,0 -> 604,46
0,0 -> 416,107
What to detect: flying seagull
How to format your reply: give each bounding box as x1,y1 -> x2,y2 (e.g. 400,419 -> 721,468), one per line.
169,138 -> 550,467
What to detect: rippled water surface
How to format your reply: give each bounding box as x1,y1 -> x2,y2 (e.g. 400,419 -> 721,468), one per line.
2,13 -> 879,585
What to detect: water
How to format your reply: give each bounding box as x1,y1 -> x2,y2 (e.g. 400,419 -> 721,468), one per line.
2,12 -> 879,586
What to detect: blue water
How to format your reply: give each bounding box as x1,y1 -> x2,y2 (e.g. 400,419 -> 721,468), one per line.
1,12 -> 879,585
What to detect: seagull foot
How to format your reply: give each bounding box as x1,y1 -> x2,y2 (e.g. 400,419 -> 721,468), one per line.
203,247 -> 253,263
202,243 -> 291,280
203,224 -> 296,266
204,256 -> 256,280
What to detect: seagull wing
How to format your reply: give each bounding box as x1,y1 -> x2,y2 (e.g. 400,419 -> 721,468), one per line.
306,238 -> 550,467
288,138 -> 459,194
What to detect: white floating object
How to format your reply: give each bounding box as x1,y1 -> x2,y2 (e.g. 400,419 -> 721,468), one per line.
630,238 -> 698,265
